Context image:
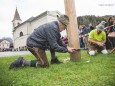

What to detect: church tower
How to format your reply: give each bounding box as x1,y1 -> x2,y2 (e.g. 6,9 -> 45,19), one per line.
12,7 -> 22,31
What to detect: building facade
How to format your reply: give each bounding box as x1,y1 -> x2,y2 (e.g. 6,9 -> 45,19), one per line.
0,38 -> 13,51
0,40 -> 10,49
12,8 -> 62,51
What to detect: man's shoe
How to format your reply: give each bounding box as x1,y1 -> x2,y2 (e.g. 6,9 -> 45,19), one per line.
9,56 -> 24,69
51,58 -> 62,64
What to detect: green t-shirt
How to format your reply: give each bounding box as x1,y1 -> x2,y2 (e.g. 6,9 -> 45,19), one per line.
89,29 -> 106,42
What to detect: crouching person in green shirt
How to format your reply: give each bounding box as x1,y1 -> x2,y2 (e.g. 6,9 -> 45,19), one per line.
88,21 -> 108,55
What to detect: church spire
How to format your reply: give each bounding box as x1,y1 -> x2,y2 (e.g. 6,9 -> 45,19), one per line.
12,7 -> 22,28
12,7 -> 21,21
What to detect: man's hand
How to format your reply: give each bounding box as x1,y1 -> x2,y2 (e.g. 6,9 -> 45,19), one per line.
67,46 -> 76,53
96,42 -> 104,46
85,34 -> 88,37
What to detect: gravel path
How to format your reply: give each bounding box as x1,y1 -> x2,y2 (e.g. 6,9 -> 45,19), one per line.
0,51 -> 31,57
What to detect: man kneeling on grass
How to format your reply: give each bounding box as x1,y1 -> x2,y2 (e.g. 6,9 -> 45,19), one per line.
9,15 -> 76,69
88,21 -> 108,56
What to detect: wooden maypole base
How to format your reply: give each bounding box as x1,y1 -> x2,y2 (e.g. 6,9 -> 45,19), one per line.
70,50 -> 81,61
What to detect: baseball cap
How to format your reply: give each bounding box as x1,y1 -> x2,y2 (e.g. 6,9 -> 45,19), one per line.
57,15 -> 69,26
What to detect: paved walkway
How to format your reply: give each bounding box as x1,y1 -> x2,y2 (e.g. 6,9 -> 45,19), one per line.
0,51 -> 31,57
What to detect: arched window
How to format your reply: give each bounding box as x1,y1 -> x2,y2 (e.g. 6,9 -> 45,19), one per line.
20,32 -> 23,37
18,22 -> 20,25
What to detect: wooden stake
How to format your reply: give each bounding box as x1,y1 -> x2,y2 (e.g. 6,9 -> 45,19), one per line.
64,0 -> 81,61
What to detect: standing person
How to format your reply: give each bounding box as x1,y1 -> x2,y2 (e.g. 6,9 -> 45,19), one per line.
87,23 -> 94,34
78,25 -> 85,49
82,25 -> 89,49
9,15 -> 76,69
105,17 -> 114,49
88,21 -> 108,55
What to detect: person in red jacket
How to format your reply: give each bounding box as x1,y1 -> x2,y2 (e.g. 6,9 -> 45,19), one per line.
104,17 -> 115,49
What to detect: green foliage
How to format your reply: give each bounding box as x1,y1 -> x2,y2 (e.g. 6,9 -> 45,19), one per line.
77,15 -> 110,27
0,51 -> 115,86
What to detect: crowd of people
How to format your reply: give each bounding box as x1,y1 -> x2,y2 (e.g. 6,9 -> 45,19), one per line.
78,17 -> 115,55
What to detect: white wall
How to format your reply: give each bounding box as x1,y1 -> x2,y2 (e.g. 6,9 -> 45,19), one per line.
13,23 -> 28,49
14,35 -> 28,48
12,20 -> 22,28
29,15 -> 48,34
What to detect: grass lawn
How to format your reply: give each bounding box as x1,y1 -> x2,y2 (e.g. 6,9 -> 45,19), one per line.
0,50 -> 115,86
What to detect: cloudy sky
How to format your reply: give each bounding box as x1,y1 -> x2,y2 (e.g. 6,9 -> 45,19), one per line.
0,0 -> 114,38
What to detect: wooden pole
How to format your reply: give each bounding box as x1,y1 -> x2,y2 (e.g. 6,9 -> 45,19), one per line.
64,0 -> 81,61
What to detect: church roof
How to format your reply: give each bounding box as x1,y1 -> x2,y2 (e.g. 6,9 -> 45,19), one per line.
13,11 -> 48,29
0,38 -> 13,43
26,16 -> 35,22
12,7 -> 22,21
13,11 -> 61,30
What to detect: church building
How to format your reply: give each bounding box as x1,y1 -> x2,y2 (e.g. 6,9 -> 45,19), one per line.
12,8 -> 62,51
